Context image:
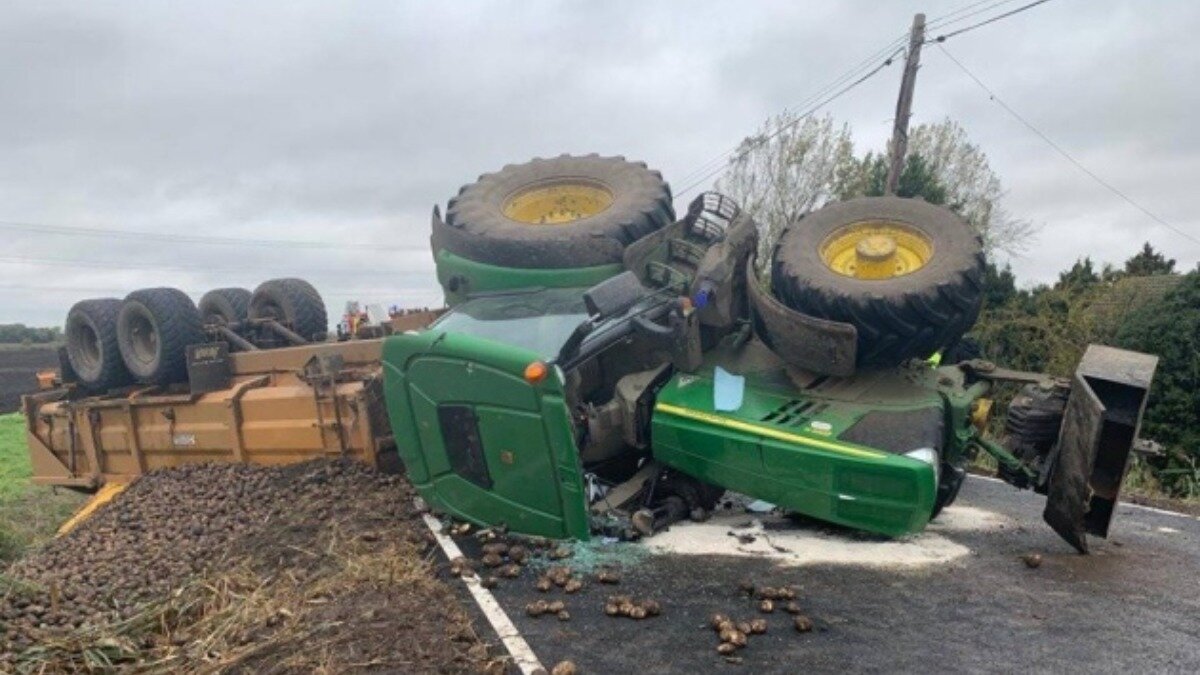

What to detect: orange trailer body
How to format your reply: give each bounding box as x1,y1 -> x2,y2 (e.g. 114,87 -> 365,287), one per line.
23,338 -> 400,490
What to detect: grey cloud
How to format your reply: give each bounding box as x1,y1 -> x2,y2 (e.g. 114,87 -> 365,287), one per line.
1,0 -> 1197,327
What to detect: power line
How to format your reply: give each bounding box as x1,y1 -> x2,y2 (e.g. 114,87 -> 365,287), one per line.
671,34 -> 908,189
926,0 -> 1022,31
0,219 -> 423,254
929,0 -> 1057,43
674,46 -> 904,199
935,43 -> 1200,247
669,1 -> 1015,201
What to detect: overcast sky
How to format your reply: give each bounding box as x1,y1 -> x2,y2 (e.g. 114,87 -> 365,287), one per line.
2,0 -> 1197,326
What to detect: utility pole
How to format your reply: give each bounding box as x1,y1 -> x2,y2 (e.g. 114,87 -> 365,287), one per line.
885,12 -> 926,195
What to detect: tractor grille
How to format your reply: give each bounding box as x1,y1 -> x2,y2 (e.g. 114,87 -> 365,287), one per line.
761,399 -> 828,428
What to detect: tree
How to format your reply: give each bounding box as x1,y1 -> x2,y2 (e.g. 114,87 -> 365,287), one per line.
718,114 -> 1033,264
716,112 -> 856,264
836,152 -> 948,205
1055,257 -> 1101,292
905,118 -> 1037,257
981,262 -> 1018,309
1123,242 -> 1176,276
0,324 -> 62,344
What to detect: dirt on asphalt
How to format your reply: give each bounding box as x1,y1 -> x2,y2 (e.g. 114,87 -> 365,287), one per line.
0,460 -> 489,674
0,347 -> 59,414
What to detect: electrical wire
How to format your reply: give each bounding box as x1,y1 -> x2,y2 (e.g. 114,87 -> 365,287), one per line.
0,218 -> 422,254
669,0 -> 1011,200
670,34 -> 909,189
935,43 -> 1200,247
926,0 -> 1023,31
674,46 -> 904,199
928,0 -> 1057,43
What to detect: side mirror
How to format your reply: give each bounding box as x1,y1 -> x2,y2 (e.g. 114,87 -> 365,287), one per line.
584,271 -> 647,319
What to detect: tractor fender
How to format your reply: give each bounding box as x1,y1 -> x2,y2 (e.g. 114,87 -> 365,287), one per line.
746,262 -> 858,377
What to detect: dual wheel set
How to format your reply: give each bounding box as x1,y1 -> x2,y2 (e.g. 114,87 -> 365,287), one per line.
63,278 -> 328,392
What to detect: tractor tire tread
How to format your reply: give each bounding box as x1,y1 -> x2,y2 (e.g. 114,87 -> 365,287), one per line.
771,197 -> 985,368
65,298 -> 133,392
436,154 -> 674,269
249,278 -> 328,343
118,287 -> 205,385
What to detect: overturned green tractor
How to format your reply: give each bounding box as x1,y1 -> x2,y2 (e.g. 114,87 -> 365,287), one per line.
391,155 -> 1157,553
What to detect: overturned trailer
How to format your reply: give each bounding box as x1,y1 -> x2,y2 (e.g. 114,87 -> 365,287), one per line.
25,307 -> 442,491
25,339 -> 394,489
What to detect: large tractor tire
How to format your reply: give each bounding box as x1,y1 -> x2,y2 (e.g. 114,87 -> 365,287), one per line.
771,197 -> 985,369
198,287 -> 251,327
117,288 -> 205,385
435,154 -> 675,269
249,278 -> 328,342
64,298 -> 133,392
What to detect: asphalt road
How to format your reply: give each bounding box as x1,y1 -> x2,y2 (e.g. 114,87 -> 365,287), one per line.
459,476 -> 1200,674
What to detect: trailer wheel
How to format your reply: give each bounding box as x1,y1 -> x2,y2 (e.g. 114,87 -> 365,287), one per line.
198,287 -> 252,327
771,197 -> 985,368
249,278 -> 328,343
65,298 -> 132,392
435,154 -> 675,268
117,288 -> 205,385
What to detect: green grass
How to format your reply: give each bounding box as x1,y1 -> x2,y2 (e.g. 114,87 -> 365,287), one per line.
0,412 -> 84,563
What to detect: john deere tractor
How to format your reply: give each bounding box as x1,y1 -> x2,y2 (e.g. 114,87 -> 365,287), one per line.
385,155 -> 1156,553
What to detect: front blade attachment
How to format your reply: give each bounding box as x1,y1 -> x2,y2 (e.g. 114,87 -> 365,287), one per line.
1043,345 -> 1158,553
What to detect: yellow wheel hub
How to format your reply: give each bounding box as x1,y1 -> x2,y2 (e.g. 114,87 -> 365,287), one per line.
503,180 -> 614,225
820,221 -> 934,280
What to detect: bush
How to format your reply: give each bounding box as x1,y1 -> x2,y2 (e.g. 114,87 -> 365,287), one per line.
973,261 -> 1199,498
1115,271 -> 1200,497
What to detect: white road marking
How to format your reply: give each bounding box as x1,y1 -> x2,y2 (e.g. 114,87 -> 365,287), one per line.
970,474 -> 1200,522
422,514 -> 545,675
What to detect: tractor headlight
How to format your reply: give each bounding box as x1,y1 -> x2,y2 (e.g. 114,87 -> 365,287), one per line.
904,447 -> 940,481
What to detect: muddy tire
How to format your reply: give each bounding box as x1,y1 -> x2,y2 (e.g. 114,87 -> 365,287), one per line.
249,278 -> 328,342
198,288 -> 252,327
771,197 -> 985,368
65,298 -> 133,392
932,464 -> 967,519
117,288 -> 205,385
435,154 -> 674,268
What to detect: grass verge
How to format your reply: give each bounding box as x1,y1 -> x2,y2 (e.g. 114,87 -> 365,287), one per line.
0,413 -> 84,564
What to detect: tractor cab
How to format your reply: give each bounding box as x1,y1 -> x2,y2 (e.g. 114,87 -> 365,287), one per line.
381,274 -> 700,540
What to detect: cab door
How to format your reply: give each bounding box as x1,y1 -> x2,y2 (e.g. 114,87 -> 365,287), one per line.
381,330 -> 591,540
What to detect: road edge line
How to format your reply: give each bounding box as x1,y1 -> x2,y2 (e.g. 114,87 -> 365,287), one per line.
971,474 -> 1200,521
422,513 -> 545,675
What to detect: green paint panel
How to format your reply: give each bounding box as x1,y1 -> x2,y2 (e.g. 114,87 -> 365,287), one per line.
382,330 -> 591,540
435,249 -> 623,305
652,369 -> 938,538
408,356 -> 539,412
